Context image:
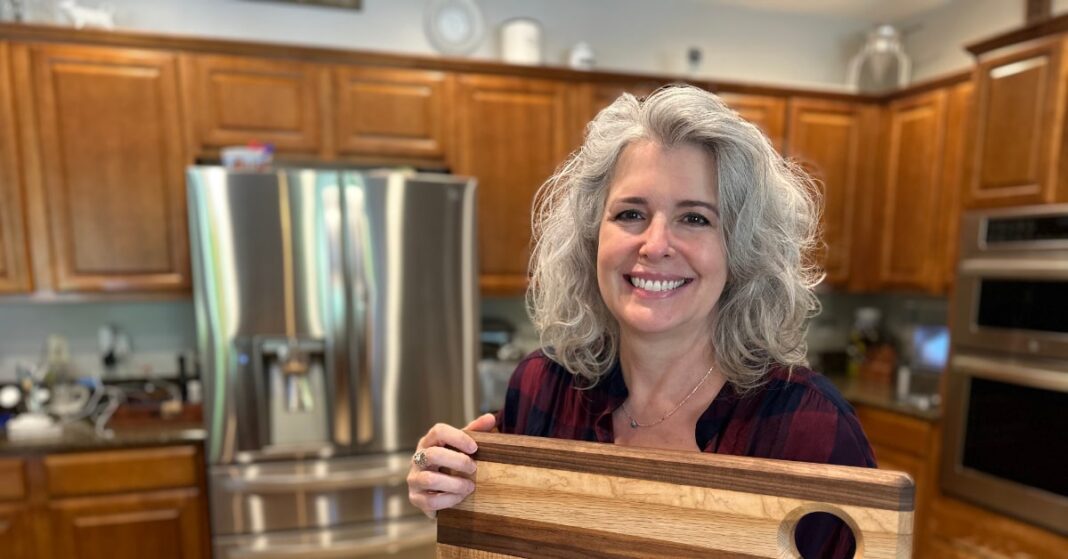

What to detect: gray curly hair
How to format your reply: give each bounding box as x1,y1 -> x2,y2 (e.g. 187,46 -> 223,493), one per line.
527,84 -> 823,392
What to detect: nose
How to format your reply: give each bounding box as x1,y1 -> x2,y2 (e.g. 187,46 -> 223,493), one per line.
638,216 -> 675,260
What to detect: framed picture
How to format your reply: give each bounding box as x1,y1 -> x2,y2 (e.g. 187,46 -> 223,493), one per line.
245,0 -> 362,10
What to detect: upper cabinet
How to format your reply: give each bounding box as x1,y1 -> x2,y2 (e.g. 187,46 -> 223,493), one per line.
718,92 -> 787,152
875,89 -> 949,292
785,98 -> 869,289
0,42 -> 32,294
181,54 -> 328,157
333,66 -> 452,164
453,74 -> 573,294
15,43 -> 190,293
966,36 -> 1068,207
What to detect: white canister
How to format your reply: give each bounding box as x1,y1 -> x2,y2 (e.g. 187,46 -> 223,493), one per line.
499,18 -> 542,65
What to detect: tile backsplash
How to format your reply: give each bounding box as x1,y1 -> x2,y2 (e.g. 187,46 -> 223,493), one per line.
0,300 -> 196,382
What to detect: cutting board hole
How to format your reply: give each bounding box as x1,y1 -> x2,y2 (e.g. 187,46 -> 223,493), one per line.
778,506 -> 861,559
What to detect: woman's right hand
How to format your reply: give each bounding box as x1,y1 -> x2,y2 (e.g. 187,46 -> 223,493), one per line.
407,413 -> 497,518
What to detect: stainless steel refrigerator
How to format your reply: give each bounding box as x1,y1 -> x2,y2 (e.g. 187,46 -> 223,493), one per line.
187,167 -> 478,558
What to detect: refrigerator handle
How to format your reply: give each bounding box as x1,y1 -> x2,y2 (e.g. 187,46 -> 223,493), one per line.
320,176 -> 355,448
342,176 -> 374,446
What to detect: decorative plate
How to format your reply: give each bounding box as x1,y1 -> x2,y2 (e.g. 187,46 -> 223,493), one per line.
424,0 -> 485,56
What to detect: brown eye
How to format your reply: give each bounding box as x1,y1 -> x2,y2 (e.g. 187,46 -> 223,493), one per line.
681,213 -> 710,226
613,209 -> 643,222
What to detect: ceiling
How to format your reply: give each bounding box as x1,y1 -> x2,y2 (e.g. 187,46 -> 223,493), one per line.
701,0 -> 954,23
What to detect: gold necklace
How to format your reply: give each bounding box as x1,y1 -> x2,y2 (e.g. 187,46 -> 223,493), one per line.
619,363 -> 716,429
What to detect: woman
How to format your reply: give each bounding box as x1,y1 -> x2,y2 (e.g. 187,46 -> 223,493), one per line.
407,84 -> 875,557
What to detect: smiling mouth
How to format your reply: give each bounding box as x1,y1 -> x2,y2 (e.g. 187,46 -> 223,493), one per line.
626,275 -> 692,293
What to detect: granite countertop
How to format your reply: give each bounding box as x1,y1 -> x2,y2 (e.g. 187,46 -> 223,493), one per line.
826,374 -> 941,422
0,419 -> 206,455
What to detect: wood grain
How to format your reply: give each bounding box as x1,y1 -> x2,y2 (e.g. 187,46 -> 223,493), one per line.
44,445 -> 199,498
0,458 -> 26,501
784,97 -> 864,289
719,92 -> 787,153
27,43 -> 189,292
966,37 -> 1067,207
0,41 -> 33,294
439,432 -> 914,559
877,89 -> 947,292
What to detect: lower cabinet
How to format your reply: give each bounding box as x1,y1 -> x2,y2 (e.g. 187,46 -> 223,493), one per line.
49,488 -> 207,559
854,405 -> 938,557
0,445 -> 210,559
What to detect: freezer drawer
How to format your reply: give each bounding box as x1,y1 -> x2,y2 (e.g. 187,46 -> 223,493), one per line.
213,516 -> 435,558
210,452 -> 418,535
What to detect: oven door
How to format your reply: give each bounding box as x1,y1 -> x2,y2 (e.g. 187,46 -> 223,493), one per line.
952,264 -> 1068,359
941,351 -> 1068,535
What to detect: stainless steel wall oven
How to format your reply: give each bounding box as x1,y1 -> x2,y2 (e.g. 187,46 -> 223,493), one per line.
944,205 -> 1068,535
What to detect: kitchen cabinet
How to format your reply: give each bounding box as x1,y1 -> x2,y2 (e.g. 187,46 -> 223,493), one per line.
875,89 -> 948,292
854,405 -> 938,558
181,53 -> 329,157
965,35 -> 1068,207
333,66 -> 453,164
924,490 -> 1068,558
0,445 -> 210,559
453,74 -> 573,294
874,81 -> 973,293
784,98 -> 873,289
718,92 -> 787,152
0,42 -> 32,294
14,43 -> 190,293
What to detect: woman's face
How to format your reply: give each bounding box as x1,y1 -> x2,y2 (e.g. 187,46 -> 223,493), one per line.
596,141 -> 728,341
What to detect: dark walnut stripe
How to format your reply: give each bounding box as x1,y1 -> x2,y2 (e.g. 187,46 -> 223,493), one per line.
439,508 -> 764,559
470,432 -> 913,511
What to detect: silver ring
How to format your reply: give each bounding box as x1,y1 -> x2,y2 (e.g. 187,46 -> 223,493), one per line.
412,450 -> 430,469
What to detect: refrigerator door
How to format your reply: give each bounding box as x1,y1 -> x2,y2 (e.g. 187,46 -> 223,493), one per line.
188,168 -> 349,463
342,171 -> 478,453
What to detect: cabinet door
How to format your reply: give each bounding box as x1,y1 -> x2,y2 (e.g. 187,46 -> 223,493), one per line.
877,89 -> 948,292
182,54 -> 326,155
0,502 -> 36,559
719,92 -> 786,152
939,81 -> 974,291
49,489 -> 208,559
23,44 -> 189,292
785,98 -> 865,288
454,74 -> 572,294
0,42 -> 32,293
966,37 -> 1068,207
334,66 -> 451,162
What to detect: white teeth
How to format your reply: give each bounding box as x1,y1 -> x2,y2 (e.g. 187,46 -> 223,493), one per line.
629,277 -> 685,292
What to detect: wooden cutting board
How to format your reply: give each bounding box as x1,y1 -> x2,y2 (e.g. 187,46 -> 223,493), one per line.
437,432 -> 913,558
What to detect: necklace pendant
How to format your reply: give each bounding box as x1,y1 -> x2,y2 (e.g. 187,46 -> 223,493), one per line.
629,418 -> 639,429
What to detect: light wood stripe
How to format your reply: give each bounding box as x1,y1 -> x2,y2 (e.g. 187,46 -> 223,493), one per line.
439,510 -> 764,559
470,432 -> 913,511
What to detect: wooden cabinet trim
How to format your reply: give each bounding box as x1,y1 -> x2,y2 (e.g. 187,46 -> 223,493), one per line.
0,42 -> 33,294
718,92 -> 787,152
44,445 -> 200,498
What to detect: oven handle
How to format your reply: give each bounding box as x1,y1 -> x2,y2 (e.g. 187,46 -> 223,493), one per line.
951,353 -> 1068,393
226,522 -> 435,558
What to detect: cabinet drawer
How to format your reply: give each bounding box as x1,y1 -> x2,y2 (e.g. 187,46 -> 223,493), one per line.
855,405 -> 932,457
0,459 -> 26,501
45,445 -> 199,497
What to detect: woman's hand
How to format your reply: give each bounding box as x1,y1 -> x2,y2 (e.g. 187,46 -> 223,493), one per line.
407,413 -> 497,518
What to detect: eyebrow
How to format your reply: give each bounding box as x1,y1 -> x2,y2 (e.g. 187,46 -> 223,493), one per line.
614,196 -> 720,216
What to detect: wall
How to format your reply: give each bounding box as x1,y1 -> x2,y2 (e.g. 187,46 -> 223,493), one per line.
27,0 -> 874,90
0,300 -> 196,382
900,0 -> 1068,82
